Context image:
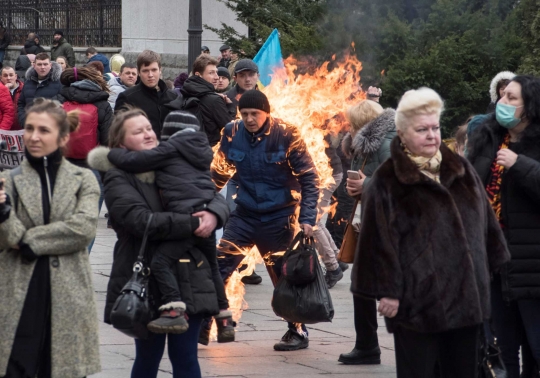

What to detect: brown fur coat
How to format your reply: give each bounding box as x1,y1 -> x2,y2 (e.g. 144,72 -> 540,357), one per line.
351,137 -> 510,333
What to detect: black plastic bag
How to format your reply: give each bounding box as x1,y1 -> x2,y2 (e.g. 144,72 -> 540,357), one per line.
272,233 -> 334,324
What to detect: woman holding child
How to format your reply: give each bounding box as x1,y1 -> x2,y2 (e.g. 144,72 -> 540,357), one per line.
88,108 -> 230,378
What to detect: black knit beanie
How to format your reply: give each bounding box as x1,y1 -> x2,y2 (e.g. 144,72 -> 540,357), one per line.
161,111 -> 200,141
238,90 -> 270,113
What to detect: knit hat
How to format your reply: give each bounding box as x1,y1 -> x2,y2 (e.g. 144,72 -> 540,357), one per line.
238,90 -> 270,113
161,111 -> 200,141
201,45 -> 210,53
174,72 -> 189,88
54,30 -> 64,37
217,67 -> 231,80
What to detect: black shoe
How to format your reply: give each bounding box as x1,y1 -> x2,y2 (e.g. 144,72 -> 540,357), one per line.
326,267 -> 344,289
338,260 -> 349,272
198,318 -> 212,346
241,271 -> 262,285
273,330 -> 309,351
338,347 -> 381,365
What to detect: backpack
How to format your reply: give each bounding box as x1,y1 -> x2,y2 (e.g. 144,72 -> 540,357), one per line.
181,96 -> 205,132
62,101 -> 99,160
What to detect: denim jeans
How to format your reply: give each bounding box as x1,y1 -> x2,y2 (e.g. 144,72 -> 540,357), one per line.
88,169 -> 104,253
132,316 -> 203,378
491,278 -> 540,378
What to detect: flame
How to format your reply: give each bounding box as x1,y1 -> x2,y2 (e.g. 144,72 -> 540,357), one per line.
210,242 -> 264,341
262,53 -> 365,190
209,51 -> 365,341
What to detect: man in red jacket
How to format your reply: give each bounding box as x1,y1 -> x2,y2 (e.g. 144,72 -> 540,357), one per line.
0,66 -> 22,130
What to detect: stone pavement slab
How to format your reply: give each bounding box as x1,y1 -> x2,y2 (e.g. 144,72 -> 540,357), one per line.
90,210 -> 397,377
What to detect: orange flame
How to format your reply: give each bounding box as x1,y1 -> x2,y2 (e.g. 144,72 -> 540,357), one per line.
210,52 -> 365,341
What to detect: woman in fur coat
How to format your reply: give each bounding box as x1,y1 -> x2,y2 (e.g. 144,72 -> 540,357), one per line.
351,87 -> 510,378
338,100 -> 396,365
468,75 -> 540,378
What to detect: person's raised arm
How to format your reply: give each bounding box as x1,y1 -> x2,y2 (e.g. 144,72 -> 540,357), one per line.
104,169 -> 199,241
108,142 -> 177,173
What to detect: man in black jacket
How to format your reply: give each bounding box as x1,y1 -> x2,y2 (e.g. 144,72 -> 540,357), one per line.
20,33 -> 45,55
115,50 -> 177,139
177,54 -> 232,146
226,59 -> 260,118
17,53 -> 62,126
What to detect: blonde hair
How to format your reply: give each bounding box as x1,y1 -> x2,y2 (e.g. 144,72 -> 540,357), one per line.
395,87 -> 444,131
346,100 -> 384,132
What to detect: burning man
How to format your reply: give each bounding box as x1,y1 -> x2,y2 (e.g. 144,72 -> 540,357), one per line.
210,90 -> 320,351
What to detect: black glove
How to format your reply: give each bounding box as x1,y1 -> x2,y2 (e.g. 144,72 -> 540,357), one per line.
19,243 -> 39,262
0,194 -> 12,224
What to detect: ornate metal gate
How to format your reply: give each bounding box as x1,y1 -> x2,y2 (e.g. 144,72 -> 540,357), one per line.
0,0 -> 121,47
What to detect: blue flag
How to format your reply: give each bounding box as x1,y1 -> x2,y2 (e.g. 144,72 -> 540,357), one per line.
253,29 -> 284,87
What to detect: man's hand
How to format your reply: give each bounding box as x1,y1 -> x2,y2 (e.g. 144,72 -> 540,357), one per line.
193,211 -> 218,238
217,93 -> 232,104
497,149 -> 518,169
300,223 -> 313,238
378,297 -> 399,318
346,170 -> 367,197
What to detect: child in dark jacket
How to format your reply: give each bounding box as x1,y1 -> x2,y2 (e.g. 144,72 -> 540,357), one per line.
108,111 -> 234,341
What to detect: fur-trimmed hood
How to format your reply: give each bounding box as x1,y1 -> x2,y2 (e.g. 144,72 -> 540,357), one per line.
489,71 -> 515,103
25,61 -> 62,83
87,146 -> 155,184
342,108 -> 396,158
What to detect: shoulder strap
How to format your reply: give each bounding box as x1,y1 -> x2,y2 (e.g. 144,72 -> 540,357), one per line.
137,213 -> 154,262
10,166 -> 22,212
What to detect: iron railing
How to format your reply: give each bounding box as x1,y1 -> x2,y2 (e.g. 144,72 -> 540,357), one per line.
0,0 -> 121,47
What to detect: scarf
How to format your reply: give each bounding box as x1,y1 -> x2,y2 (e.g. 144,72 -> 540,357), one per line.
486,133 -> 510,226
404,146 -> 442,183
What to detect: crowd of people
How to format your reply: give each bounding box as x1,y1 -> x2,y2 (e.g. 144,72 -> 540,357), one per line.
0,28 -> 539,378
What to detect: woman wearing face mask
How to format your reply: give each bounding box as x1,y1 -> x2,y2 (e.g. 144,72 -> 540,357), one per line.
351,87 -> 510,377
0,99 -> 101,377
468,75 -> 540,378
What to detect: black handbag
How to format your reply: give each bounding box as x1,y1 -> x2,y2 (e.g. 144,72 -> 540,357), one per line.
480,326 -> 507,378
110,214 -> 154,339
281,231 -> 317,286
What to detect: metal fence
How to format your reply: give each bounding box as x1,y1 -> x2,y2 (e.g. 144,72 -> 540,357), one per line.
0,0 -> 122,47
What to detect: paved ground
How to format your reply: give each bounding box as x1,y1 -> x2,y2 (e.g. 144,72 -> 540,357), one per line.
90,209 -> 397,377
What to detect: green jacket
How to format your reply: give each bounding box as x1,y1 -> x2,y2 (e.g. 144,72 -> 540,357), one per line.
51,38 -> 76,67
342,108 -> 397,191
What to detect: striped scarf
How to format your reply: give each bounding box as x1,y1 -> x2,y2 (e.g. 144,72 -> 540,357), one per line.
486,133 -> 510,225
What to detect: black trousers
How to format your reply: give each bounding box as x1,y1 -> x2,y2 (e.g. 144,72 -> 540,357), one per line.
353,295 -> 379,351
394,325 -> 481,378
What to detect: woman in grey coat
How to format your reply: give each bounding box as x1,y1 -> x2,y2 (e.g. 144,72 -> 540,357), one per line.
338,99 -> 397,365
0,99 -> 101,378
